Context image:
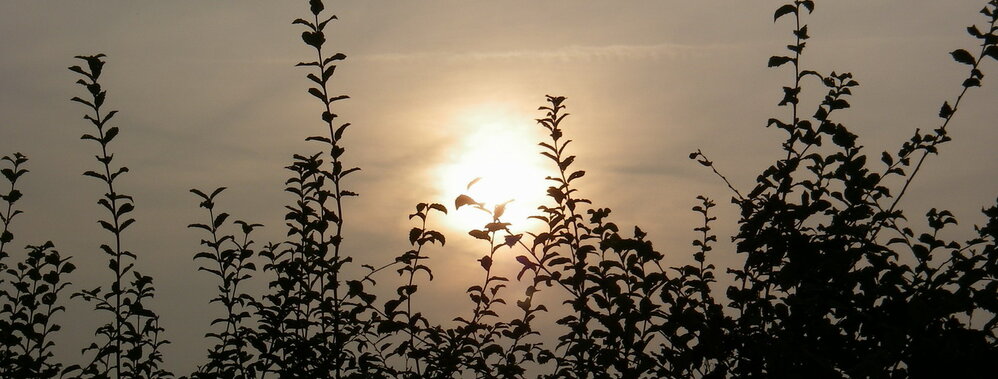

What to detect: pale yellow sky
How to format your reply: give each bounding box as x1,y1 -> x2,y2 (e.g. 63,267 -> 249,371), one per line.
1,0 -> 995,374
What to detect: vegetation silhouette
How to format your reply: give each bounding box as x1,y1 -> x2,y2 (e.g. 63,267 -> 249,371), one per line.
0,0 -> 996,377
67,54 -> 171,378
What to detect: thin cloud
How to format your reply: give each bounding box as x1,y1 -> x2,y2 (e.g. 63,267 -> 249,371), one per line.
358,43 -> 731,64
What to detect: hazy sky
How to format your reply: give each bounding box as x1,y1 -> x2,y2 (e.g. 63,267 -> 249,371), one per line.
1,1 -> 996,374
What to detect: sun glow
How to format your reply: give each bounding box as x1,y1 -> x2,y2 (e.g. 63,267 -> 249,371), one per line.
435,107 -> 552,234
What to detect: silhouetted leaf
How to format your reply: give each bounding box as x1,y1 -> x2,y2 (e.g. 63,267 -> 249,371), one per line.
467,177 -> 481,190
309,0 -> 324,15
301,31 -> 325,48
292,18 -> 316,30
951,49 -> 976,65
469,229 -> 490,241
964,77 -> 981,87
985,46 -> 998,61
939,101 -> 954,118
504,234 -> 522,247
70,96 -> 94,108
480,255 -> 492,270
103,127 -> 119,144
328,95 -> 349,103
308,87 -> 325,101
324,53 -> 347,65
774,4 -> 797,21
83,171 -> 107,181
559,155 -> 575,171
455,194 -> 478,209
305,135 -> 332,144
409,227 -> 422,244
967,25 -> 984,37
485,222 -> 510,232
68,65 -> 93,80
429,203 -> 447,214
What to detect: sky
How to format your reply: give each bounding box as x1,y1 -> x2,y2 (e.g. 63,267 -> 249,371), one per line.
1,0 -> 996,374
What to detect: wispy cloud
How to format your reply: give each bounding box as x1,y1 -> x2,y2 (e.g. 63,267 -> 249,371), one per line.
358,43 -> 728,64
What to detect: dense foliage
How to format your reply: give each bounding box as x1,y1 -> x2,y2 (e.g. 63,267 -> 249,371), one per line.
1,0 -> 996,377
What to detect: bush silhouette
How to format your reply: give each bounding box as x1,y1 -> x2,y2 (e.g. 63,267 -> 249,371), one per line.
0,0 -> 996,377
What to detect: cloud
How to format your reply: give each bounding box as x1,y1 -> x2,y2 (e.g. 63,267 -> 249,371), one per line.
358,42 -> 724,64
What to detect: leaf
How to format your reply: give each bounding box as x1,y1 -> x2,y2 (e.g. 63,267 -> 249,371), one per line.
305,136 -> 331,144
963,78 -> 981,88
3,189 -> 21,203
189,189 -> 211,205
301,31 -> 325,48
292,18 -> 316,29
104,110 -> 118,124
334,123 -> 350,140
83,171 -> 107,181
468,229 -> 490,241
467,177 -> 481,190
213,212 -> 229,229
422,230 -> 446,246
327,95 -> 349,103
881,152 -> 894,165
310,0 -> 324,15
455,194 -> 478,209
68,65 -> 93,80
308,87 -> 325,101
559,155 -> 575,171
950,49 -> 976,66
985,46 -> 998,61
768,56 -> 794,67
829,99 -> 850,110
779,86 -> 800,106
409,227 -> 422,245
479,255 -> 492,270
515,255 -> 534,267
340,167 -> 361,178
209,187 -> 226,199
939,102 -> 954,118
547,187 -> 565,204
967,25 -> 983,38
103,127 -> 119,144
70,97 -> 94,108
485,222 -> 510,232
428,203 -> 447,214
774,4 -> 797,21
549,257 -> 571,266
116,202 -> 134,218
318,15 -> 337,30
98,220 -> 117,233
193,252 -> 215,261
504,234 -> 522,247
323,65 -> 337,81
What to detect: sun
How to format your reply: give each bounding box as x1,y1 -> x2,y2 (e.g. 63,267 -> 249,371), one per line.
435,106 -> 552,234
